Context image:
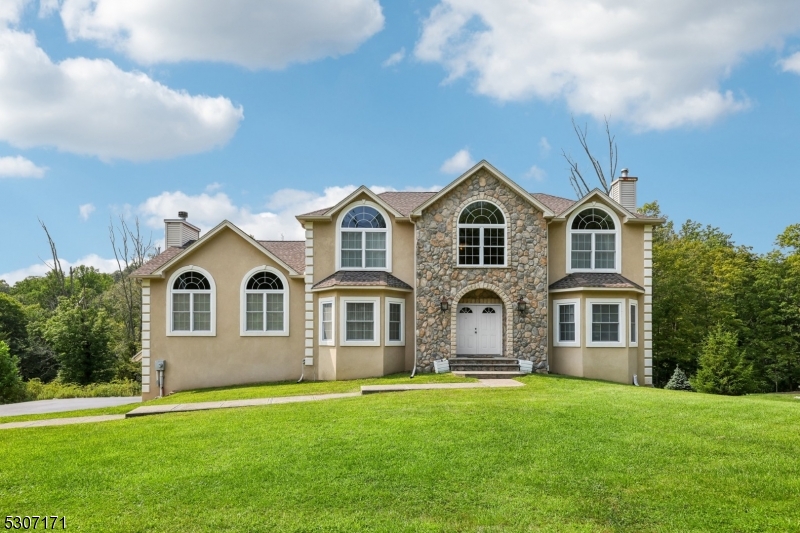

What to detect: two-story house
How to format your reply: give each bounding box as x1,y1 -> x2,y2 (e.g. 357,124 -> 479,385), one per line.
132,161 -> 662,400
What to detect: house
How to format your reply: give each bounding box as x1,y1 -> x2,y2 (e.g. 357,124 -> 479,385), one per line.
132,161 -> 662,400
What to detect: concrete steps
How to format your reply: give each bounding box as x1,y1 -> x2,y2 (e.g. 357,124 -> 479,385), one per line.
449,357 -> 528,379
453,370 -> 527,379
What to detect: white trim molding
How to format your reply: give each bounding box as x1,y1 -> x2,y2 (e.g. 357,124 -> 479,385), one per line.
553,298 -> 581,347
239,265 -> 290,336
385,297 -> 406,346
319,297 -> 335,346
629,299 -> 639,347
141,280 -> 151,394
335,201 -> 393,272
340,296 -> 381,347
566,205 -> 622,274
643,225 -> 653,385
305,223 -> 315,362
166,265 -> 216,337
455,197 -> 509,268
585,297 -> 626,348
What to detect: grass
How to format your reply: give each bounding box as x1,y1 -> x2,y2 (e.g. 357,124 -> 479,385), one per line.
1,375 -> 799,532
0,404 -> 138,425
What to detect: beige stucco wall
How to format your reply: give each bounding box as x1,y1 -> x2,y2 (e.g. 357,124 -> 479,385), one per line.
146,227 -> 305,400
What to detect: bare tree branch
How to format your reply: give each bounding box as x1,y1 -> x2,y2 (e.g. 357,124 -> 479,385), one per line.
563,116 -> 619,198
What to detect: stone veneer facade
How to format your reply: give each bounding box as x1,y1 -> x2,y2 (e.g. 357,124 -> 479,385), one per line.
415,169 -> 548,371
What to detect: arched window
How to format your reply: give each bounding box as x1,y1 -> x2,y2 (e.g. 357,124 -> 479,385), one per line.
241,267 -> 289,335
457,201 -> 506,266
169,268 -> 215,335
568,207 -> 619,271
338,204 -> 390,270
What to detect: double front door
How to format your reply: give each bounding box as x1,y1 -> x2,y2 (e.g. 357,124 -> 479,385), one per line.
456,305 -> 502,355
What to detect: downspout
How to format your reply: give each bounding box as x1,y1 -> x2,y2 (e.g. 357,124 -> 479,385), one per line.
411,216 -> 418,378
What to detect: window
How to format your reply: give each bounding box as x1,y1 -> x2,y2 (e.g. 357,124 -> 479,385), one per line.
568,207 -> 620,272
553,298 -> 580,347
168,267 -> 215,336
629,300 -> 638,347
319,298 -> 335,345
457,201 -> 506,266
240,267 -> 289,336
585,298 -> 626,347
341,297 -> 380,346
338,204 -> 391,270
385,298 -> 405,346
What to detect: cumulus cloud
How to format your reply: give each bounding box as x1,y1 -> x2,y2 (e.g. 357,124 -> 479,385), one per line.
414,0 -> 800,130
382,47 -> 406,67
59,0 -> 384,69
524,165 -> 546,182
79,203 -> 95,221
539,137 -> 551,155
440,148 -> 475,174
0,6 -> 243,161
0,253 -> 119,285
779,51 -> 800,74
0,155 -> 46,178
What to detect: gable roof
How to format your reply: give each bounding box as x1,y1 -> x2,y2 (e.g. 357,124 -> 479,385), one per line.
544,188 -> 663,224
410,160 -> 555,218
131,220 -> 304,278
378,191 -> 437,216
258,241 -> 306,274
297,186 -> 405,221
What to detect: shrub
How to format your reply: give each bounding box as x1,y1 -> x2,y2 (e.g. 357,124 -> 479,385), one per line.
23,378 -> 141,401
0,340 -> 26,404
664,366 -> 693,391
692,325 -> 755,396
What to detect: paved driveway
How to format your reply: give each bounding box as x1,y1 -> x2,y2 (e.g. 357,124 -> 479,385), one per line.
0,397 -> 142,417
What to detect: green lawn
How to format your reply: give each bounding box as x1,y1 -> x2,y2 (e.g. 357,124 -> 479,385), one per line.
2,375 -> 799,532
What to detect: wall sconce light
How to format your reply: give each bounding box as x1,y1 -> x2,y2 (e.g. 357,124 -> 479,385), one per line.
440,296 -> 449,312
517,295 -> 527,314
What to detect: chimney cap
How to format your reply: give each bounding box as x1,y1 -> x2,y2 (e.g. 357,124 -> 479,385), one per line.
620,168 -> 628,177
178,211 -> 188,220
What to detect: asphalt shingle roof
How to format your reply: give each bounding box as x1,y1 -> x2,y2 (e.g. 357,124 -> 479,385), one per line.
312,270 -> 413,291
130,247 -> 185,277
549,273 -> 644,291
258,241 -> 306,274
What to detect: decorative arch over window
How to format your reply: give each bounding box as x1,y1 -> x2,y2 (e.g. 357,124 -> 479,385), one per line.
336,202 -> 392,271
240,266 -> 289,336
457,201 -> 506,266
167,266 -> 216,336
567,206 -> 621,272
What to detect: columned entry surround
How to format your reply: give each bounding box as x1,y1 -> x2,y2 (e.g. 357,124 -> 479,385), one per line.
449,282 -> 515,358
457,305 -> 502,355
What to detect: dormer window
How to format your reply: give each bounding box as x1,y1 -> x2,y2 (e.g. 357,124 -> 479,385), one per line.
457,201 -> 506,266
338,204 -> 391,270
568,207 -> 620,272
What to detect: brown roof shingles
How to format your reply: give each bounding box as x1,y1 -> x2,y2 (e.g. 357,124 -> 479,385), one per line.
131,247 -> 185,277
312,271 -> 412,291
549,273 -> 644,291
377,191 -> 437,216
258,241 -> 306,274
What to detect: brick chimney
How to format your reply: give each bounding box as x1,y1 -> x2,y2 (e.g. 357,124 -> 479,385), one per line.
164,211 -> 200,248
610,168 -> 638,211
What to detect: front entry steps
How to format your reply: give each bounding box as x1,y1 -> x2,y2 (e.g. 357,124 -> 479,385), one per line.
449,357 -> 527,379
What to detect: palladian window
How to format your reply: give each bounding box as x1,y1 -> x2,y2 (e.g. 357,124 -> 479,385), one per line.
171,270 -> 213,334
569,208 -> 618,271
340,206 -> 388,269
458,201 -> 506,266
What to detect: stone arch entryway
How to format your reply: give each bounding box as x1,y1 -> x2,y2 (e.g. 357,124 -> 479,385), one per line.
450,283 -> 514,357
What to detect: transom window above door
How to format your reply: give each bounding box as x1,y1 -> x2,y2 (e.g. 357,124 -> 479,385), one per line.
457,201 -> 506,266
338,205 -> 390,270
568,207 -> 620,272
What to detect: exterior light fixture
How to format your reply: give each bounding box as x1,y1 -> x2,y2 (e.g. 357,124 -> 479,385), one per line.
440,296 -> 449,312
517,295 -> 527,314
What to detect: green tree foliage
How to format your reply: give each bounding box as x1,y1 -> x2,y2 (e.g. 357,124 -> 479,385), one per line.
0,340 -> 26,404
0,293 -> 28,360
664,366 -> 693,391
692,325 -> 755,396
43,298 -> 115,385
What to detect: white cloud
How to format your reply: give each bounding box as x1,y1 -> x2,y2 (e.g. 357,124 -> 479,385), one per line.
524,165 -> 546,182
79,203 -> 95,221
0,254 -> 119,285
382,47 -> 406,67
779,51 -> 800,74
440,148 -> 475,174
0,7 -> 243,161
59,0 -> 384,69
205,182 -> 223,193
0,155 -> 46,178
414,0 -> 800,130
539,137 -> 551,155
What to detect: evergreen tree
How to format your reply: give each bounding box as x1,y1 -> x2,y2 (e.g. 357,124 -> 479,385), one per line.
692,325 -> 755,395
664,366 -> 693,391
0,341 -> 26,404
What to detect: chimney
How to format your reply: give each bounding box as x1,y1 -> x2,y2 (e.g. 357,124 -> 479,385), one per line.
610,168 -> 638,211
164,211 -> 200,248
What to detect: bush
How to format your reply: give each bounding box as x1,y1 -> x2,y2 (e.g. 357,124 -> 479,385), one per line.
664,366 -> 693,391
0,340 -> 26,404
692,325 -> 755,396
23,378 -> 141,401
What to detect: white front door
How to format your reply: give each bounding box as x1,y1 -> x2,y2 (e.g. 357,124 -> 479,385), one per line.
456,305 -> 502,355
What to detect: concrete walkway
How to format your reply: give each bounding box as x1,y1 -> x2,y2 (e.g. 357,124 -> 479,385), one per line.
0,396 -> 142,417
126,392 -> 361,417
0,415 -> 126,430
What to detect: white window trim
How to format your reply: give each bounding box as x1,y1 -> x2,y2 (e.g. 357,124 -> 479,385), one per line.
341,296 -> 381,347
167,265 -> 216,337
566,206 -> 621,274
319,297 -> 335,346
629,299 -> 639,347
335,201 -> 392,272
385,297 -> 405,346
553,298 -> 581,347
586,297 -> 626,348
239,266 -> 290,336
456,200 -> 507,267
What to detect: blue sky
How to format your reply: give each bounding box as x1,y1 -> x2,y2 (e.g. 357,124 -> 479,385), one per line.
2,0 -> 800,282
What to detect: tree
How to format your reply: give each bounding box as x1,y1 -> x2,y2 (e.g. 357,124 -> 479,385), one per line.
562,116 -> 618,197
692,325 -> 754,396
0,341 -> 26,404
664,366 -> 693,391
0,293 -> 27,361
43,298 -> 115,385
